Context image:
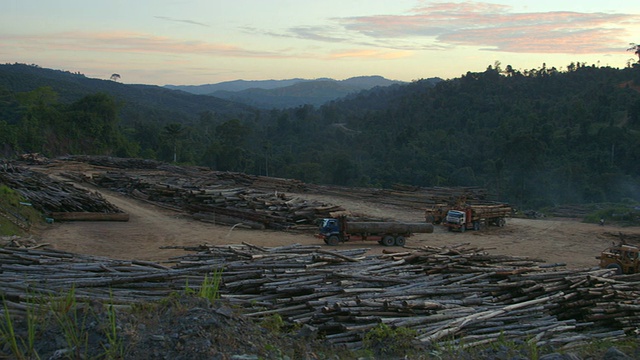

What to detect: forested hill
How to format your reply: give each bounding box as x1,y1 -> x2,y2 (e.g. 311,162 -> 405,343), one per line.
0,63 -> 255,123
1,62 -> 640,209
307,64 -> 640,208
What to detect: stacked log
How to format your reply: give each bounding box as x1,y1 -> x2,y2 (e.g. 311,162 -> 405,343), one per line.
49,212 -> 130,222
85,171 -> 345,229
1,243 -> 638,351
54,156 -> 498,212
48,157 -> 495,229
0,166 -> 123,215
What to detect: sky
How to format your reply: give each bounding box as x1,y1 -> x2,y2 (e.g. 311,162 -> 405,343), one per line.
2,1 -> 640,86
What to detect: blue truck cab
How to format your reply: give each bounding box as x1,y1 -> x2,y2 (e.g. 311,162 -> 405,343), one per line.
319,218 -> 340,236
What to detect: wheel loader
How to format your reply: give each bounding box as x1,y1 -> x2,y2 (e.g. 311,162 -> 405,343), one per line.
597,242 -> 640,274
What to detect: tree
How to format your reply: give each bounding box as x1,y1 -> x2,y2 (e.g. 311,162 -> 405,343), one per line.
628,43 -> 640,63
110,73 -> 121,82
162,123 -> 186,163
64,93 -> 124,155
212,119 -> 251,171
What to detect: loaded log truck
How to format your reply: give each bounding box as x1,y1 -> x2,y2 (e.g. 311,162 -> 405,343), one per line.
442,204 -> 511,232
317,216 -> 433,246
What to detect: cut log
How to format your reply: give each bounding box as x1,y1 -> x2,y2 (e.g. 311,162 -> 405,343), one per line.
50,212 -> 130,222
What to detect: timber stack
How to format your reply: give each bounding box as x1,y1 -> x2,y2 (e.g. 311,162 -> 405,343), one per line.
85,171 -> 344,229
1,242 -> 638,351
0,165 -> 124,217
53,156 -> 498,227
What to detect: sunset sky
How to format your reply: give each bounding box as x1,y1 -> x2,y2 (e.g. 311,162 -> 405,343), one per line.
2,1 -> 640,85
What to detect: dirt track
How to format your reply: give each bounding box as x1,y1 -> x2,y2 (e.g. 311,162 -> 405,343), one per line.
33,179 -> 640,269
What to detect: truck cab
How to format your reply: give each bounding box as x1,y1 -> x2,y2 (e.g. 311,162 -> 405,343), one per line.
317,218 -> 342,245
444,209 -> 478,232
319,218 -> 340,235
445,210 -> 465,225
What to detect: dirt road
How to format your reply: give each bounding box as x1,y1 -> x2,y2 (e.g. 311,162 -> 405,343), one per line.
33,181 -> 640,268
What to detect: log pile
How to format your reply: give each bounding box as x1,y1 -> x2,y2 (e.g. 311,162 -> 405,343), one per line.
309,184 -> 492,210
52,156 -> 496,210
41,156 -> 500,229
170,243 -> 639,349
82,171 -> 344,229
0,166 -> 123,215
3,242 -> 636,351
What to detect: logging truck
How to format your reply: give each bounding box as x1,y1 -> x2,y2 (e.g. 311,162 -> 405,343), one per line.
597,242 -> 640,274
442,204 -> 511,232
317,216 -> 433,246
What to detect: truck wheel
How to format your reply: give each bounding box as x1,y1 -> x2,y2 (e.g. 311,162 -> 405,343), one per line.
473,221 -> 480,231
606,263 -> 622,275
497,218 -> 506,227
382,236 -> 395,246
395,236 -> 406,246
326,236 -> 340,246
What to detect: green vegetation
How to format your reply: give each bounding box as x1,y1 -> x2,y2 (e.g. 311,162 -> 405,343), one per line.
1,62 -> 640,209
0,184 -> 43,236
362,323 -> 419,358
197,269 -> 223,302
582,203 -> 640,226
260,313 -> 286,333
102,292 -> 125,359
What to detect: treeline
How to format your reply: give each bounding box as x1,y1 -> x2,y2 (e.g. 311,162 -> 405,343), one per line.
248,63 -> 640,208
1,63 -> 640,209
0,87 -> 136,157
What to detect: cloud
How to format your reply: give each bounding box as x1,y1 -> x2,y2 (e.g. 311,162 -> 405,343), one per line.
243,25 -> 348,43
154,16 -> 210,27
331,2 -> 639,54
0,31 -> 288,59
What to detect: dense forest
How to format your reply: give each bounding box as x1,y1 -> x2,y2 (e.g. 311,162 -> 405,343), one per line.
1,62 -> 640,209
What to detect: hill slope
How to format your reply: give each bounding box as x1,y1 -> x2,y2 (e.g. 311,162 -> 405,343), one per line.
168,75 -> 409,108
0,63 -> 255,124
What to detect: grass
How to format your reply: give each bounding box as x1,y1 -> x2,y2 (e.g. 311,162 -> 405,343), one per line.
1,300 -> 24,359
1,286 -> 116,360
102,291 -> 124,359
362,322 -> 419,358
198,269 -> 223,302
0,272 -> 224,358
49,287 -> 90,359
0,291 -> 42,360
0,183 -> 44,236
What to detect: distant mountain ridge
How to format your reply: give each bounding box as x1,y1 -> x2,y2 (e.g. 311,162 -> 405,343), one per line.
165,76 -> 407,108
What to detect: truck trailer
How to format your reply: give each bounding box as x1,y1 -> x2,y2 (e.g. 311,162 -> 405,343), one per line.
442,204 -> 511,232
317,216 -> 433,246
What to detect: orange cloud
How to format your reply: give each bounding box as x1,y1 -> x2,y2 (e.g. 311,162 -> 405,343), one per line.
1,31 -> 287,59
337,2 -> 639,54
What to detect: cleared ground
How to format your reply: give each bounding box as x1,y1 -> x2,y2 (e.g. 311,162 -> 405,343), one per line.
32,174 -> 640,269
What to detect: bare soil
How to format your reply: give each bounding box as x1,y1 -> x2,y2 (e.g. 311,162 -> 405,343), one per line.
32,175 -> 640,269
